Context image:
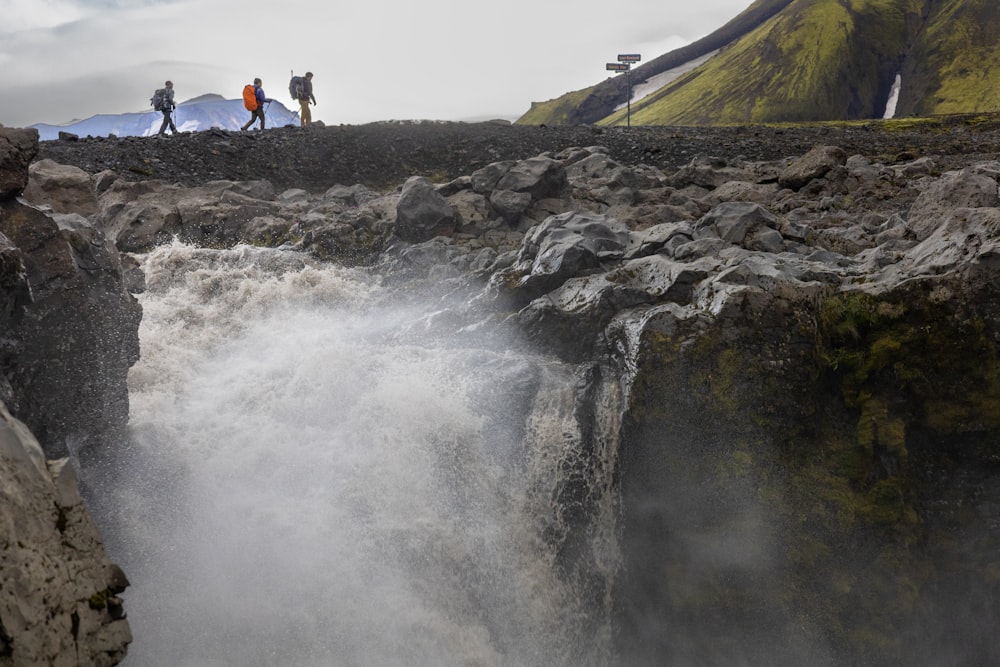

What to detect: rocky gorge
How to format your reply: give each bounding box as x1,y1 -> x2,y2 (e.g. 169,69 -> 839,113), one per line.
4,117 -> 1000,664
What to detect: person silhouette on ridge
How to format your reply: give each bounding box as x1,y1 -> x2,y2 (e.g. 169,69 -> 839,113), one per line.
157,80 -> 178,136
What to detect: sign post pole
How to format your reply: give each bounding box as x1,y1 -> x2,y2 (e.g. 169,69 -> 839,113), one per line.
605,62 -> 630,126
617,53 -> 641,128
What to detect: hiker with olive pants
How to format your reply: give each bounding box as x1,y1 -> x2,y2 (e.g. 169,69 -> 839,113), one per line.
296,72 -> 316,126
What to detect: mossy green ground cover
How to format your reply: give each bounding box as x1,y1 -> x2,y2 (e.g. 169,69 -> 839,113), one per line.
516,87 -> 596,126
910,0 -> 1000,115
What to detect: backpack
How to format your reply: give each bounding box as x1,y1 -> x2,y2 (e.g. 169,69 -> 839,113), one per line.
150,88 -> 167,111
289,76 -> 302,100
243,84 -> 258,111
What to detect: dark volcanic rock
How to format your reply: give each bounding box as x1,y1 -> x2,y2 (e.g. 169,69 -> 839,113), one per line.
0,127 -> 38,199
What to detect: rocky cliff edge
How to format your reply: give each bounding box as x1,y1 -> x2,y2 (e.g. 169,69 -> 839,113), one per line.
1,127 -> 134,666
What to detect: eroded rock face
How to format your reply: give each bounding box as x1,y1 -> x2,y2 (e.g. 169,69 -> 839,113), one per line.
0,401 -> 131,666
0,199 -> 140,459
907,167 -> 1000,241
0,128 -> 38,200
0,231 -> 29,339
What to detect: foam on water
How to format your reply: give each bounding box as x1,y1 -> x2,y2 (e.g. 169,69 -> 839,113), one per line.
95,241 -> 615,666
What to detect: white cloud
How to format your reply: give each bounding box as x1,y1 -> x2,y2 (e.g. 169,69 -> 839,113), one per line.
0,0 -> 90,33
0,0 -> 754,128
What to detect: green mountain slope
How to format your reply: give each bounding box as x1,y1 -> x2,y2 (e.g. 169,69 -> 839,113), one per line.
899,0 -> 1000,116
518,0 -> 1000,126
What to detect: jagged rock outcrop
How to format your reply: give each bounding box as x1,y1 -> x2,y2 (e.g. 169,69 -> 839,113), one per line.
1,187 -> 141,460
0,127 -> 133,665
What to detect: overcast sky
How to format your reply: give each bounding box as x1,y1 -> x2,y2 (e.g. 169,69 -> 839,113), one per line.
1,0 -> 752,128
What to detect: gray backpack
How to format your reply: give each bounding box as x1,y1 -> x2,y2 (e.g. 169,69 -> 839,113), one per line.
151,88 -> 167,111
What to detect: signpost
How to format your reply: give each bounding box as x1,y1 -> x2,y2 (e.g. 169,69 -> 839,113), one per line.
606,53 -> 641,127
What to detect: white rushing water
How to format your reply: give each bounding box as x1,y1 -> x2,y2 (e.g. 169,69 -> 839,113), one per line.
882,73 -> 902,119
94,241 -> 617,667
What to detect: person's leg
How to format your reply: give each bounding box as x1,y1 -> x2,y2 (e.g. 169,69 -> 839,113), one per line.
159,111 -> 169,135
259,108 -> 266,130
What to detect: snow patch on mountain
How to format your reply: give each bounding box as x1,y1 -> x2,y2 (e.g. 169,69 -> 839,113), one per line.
615,50 -> 720,111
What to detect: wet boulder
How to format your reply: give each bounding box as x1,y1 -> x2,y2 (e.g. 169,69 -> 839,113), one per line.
395,176 -> 457,243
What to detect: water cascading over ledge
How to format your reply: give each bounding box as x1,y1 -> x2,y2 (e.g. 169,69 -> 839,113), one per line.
84,241 -> 626,667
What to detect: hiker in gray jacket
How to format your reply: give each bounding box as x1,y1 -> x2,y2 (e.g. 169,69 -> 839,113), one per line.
158,81 -> 177,135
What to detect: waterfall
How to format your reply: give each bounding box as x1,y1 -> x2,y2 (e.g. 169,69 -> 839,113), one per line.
87,241 -> 620,666
882,73 -> 902,119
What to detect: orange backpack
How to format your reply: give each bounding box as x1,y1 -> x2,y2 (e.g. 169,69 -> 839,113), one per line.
242,84 -> 258,111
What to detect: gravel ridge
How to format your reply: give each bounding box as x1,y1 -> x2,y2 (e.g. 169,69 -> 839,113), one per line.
34,117 -> 1000,193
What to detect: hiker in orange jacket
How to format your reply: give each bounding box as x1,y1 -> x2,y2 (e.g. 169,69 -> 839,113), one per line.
241,78 -> 272,131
